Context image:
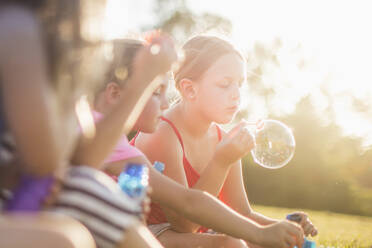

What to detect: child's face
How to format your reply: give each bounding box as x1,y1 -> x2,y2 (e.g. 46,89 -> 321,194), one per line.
133,74 -> 170,133
193,53 -> 244,124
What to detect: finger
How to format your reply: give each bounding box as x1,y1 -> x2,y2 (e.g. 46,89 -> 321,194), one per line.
227,121 -> 247,138
311,228 -> 318,237
286,233 -> 302,248
284,235 -> 298,248
246,131 -> 255,148
290,212 -> 307,225
286,222 -> 304,244
235,127 -> 253,146
303,222 -> 314,236
303,225 -> 311,236
237,126 -> 250,140
240,131 -> 255,151
299,214 -> 308,226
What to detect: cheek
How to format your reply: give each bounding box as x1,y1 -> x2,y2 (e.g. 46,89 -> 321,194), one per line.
197,88 -> 236,123
199,87 -> 228,109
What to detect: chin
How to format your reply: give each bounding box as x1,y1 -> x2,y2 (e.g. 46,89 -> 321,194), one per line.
217,118 -> 232,125
142,123 -> 159,134
214,113 -> 235,124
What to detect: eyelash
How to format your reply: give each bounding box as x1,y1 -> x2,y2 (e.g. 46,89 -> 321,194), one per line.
220,80 -> 230,87
219,83 -> 243,90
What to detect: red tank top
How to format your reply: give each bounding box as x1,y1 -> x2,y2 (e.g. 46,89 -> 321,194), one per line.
131,116 -> 229,233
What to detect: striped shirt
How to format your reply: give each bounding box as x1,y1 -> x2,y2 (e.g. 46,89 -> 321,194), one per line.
51,166 -> 142,248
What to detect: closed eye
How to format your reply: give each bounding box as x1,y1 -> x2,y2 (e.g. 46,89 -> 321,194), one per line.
218,77 -> 233,88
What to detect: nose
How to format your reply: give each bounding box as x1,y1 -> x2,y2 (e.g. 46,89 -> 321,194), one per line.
231,84 -> 240,102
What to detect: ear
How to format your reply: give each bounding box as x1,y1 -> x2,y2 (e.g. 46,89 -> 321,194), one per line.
104,82 -> 122,104
178,78 -> 197,100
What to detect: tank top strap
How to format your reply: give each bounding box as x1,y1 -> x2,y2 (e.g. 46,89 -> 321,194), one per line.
215,124 -> 222,141
129,131 -> 140,146
160,116 -> 186,154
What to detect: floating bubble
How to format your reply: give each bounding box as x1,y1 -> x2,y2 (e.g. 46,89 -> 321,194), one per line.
250,119 -> 295,169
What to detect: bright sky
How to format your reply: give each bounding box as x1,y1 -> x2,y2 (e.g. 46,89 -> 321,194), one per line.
104,0 -> 372,148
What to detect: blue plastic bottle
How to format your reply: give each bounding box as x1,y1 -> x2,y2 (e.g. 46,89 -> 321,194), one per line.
118,163 -> 149,200
153,161 -> 165,173
286,214 -> 316,248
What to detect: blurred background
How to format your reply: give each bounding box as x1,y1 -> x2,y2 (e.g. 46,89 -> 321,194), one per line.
105,0 -> 372,217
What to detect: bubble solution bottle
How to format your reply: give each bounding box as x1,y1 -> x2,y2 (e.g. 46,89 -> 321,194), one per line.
286,214 -> 316,248
118,163 -> 149,206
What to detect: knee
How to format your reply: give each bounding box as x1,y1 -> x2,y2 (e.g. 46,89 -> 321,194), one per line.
0,213 -> 95,248
216,235 -> 248,248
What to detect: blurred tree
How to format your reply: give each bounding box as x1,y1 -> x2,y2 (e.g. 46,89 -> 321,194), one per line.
149,0 -> 232,43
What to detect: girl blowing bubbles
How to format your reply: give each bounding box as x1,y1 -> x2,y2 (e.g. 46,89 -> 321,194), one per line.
135,35 -> 317,248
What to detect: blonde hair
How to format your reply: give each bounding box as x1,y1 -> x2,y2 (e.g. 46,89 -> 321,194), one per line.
174,35 -> 244,89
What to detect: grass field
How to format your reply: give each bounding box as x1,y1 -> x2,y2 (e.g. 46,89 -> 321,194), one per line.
253,205 -> 372,248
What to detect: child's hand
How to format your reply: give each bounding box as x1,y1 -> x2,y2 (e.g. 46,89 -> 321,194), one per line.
288,212 -> 318,237
213,122 -> 255,167
132,33 -> 177,90
256,119 -> 264,130
258,220 -> 304,248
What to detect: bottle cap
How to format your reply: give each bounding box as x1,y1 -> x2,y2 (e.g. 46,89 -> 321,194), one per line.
154,161 -> 165,173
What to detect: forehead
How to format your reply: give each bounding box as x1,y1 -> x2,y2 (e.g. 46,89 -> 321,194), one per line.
200,53 -> 245,81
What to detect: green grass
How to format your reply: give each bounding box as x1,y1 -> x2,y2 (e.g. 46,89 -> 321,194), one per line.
253,205 -> 372,248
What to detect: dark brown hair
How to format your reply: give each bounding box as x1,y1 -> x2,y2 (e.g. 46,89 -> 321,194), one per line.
104,39 -> 145,87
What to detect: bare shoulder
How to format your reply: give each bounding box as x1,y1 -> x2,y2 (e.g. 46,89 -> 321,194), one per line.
136,118 -> 182,151
135,117 -> 184,167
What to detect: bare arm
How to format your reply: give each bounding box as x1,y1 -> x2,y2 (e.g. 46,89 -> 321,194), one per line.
221,160 -> 278,225
224,160 -> 318,238
104,149 -> 304,248
0,7 -> 62,176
